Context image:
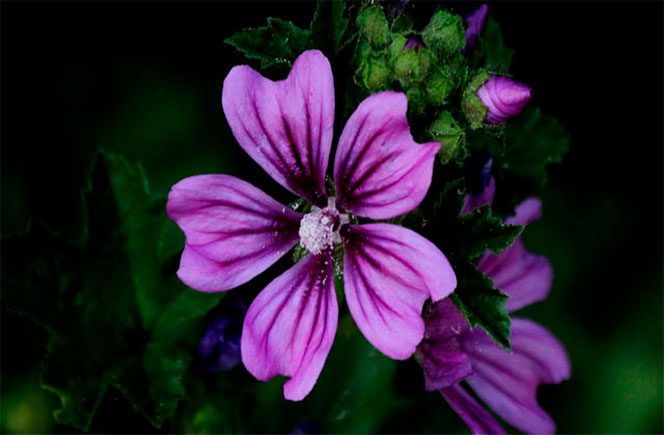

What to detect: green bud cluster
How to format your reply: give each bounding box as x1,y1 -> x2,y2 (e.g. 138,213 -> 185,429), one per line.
350,3 -> 524,165
352,4 -> 472,163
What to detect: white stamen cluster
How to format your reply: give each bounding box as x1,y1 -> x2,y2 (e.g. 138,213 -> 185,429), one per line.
298,211 -> 335,255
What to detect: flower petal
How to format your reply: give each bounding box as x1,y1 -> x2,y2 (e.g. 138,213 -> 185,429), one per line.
333,91 -> 440,219
478,198 -> 552,312
461,176 -> 496,216
341,223 -> 456,359
505,197 -> 542,226
241,252 -> 337,401
222,50 -> 335,206
419,299 -> 472,390
440,384 -> 507,435
462,318 -> 571,434
167,174 -> 301,292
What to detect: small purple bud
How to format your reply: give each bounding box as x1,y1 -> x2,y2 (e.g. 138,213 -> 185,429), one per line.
198,306 -> 246,373
465,150 -> 493,195
476,76 -> 531,124
464,3 -> 488,48
403,34 -> 425,52
290,420 -> 320,435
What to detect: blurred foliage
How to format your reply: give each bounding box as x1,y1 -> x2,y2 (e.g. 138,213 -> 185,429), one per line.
2,153 -> 222,431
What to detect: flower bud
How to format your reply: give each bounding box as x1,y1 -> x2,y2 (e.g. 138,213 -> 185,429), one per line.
403,34 -> 425,52
427,111 -> 466,164
477,75 -> 531,124
356,55 -> 392,91
421,10 -> 465,58
464,4 -> 488,48
356,5 -> 390,48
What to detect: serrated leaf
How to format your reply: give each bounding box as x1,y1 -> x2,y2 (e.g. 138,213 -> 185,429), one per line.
403,177 -> 517,350
482,16 -> 514,74
455,205 -> 523,259
1,151 -> 221,430
450,262 -> 511,349
309,0 -> 353,55
433,179 -> 522,261
225,17 -> 311,72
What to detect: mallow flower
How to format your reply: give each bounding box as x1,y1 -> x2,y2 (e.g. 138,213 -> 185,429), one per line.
167,50 -> 457,400
477,76 -> 532,124
418,179 -> 570,434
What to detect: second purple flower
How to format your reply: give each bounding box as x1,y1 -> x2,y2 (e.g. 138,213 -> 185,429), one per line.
167,50 -> 457,401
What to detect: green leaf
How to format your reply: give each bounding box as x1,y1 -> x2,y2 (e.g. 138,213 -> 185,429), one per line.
450,262 -> 511,349
433,179 -> 523,261
225,17 -> 311,72
482,16 -> 514,74
309,0 -> 353,55
1,151 -> 221,430
103,152 -> 179,330
499,107 -> 571,184
402,178 -> 519,350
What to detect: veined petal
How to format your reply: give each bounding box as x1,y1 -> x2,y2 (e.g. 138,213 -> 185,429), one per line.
419,299 -> 472,390
440,384 -> 507,435
241,252 -> 337,401
333,92 -> 440,219
462,318 -> 570,434
478,197 -> 552,312
222,50 -> 334,206
341,223 -> 456,359
419,340 -> 472,391
478,240 -> 553,313
167,174 -> 301,292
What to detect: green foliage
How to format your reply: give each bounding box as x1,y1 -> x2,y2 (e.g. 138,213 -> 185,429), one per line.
402,178 -> 521,350
225,17 -> 311,72
487,108 -> 571,215
482,17 -> 514,74
449,262 -> 510,349
462,70 -> 490,129
1,151 -> 222,431
427,111 -> 466,164
310,0 -> 354,55
499,108 -> 571,184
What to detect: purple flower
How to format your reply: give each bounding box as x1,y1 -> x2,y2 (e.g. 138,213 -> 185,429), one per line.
403,34 -> 425,52
464,4 -> 488,48
419,180 -> 570,434
167,50 -> 456,401
198,302 -> 247,373
290,419 -> 320,435
477,76 -> 531,124
198,316 -> 243,373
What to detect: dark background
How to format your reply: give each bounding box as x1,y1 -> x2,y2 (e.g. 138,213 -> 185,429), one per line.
2,1 -> 662,433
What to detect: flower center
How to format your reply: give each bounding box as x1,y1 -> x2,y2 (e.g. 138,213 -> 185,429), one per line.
298,198 -> 348,255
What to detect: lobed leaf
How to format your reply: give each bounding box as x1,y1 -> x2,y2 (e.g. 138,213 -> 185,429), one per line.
225,17 -> 311,72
